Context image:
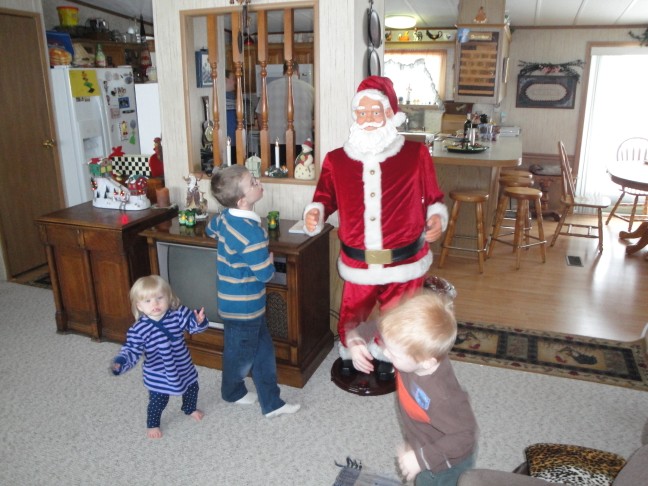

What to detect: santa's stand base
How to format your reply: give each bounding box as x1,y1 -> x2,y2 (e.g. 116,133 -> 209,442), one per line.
330,358 -> 395,396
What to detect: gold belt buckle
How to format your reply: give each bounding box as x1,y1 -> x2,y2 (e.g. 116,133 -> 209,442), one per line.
365,249 -> 393,265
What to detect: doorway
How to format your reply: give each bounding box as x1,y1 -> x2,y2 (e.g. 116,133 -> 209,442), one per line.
577,45 -> 648,199
0,8 -> 63,279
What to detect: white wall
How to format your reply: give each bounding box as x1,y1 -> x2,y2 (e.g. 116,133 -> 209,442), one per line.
501,27 -> 635,156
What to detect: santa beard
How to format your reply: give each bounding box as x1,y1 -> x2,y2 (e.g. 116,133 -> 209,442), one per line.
346,118 -> 401,156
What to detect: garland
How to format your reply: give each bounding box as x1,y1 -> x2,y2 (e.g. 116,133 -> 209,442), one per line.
518,60 -> 585,80
629,27 -> 648,46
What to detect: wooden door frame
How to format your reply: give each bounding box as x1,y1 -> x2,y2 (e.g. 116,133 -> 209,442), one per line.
0,7 -> 65,279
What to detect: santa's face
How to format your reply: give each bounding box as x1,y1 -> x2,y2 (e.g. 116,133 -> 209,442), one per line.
347,97 -> 400,156
353,96 -> 392,131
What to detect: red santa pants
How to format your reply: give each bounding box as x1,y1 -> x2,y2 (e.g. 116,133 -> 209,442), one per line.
337,276 -> 425,346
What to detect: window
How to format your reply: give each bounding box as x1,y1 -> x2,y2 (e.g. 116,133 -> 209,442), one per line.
384,50 -> 446,106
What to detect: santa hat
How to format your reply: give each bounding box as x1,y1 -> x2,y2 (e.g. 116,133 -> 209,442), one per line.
352,76 -> 406,128
301,138 -> 314,151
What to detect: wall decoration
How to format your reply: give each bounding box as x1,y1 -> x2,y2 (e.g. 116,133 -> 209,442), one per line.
628,27 -> 648,46
516,75 -> 578,109
195,50 -> 212,88
516,60 -> 585,109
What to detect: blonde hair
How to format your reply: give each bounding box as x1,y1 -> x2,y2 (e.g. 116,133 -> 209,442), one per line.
378,290 -> 457,362
129,275 -> 180,319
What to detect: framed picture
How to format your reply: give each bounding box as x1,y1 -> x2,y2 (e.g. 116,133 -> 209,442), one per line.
195,50 -> 212,88
516,75 -> 577,109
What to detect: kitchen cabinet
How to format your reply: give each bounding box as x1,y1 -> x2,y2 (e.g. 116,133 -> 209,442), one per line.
35,202 -> 177,342
74,40 -> 147,70
140,217 -> 334,388
454,25 -> 510,104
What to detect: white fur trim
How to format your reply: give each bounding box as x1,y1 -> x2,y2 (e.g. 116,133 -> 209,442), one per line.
338,341 -> 352,359
338,250 -> 433,285
352,89 -> 392,116
368,341 -> 390,362
363,161 -> 383,249
391,111 -> 406,128
427,201 -> 449,232
302,202 -> 325,236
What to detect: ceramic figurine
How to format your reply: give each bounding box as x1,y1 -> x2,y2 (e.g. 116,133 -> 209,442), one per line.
294,139 -> 315,180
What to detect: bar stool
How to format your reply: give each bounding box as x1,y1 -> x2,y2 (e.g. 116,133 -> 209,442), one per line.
494,173 -> 535,234
488,186 -> 546,270
438,189 -> 489,273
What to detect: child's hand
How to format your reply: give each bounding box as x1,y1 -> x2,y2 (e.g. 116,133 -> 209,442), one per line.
348,340 -> 374,374
194,307 -> 206,324
110,361 -> 122,376
397,443 -> 421,481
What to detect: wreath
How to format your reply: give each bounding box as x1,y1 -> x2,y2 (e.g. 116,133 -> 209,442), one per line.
518,60 -> 585,81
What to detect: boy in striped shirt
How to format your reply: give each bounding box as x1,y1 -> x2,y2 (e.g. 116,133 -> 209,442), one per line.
206,165 -> 300,418
111,275 -> 208,439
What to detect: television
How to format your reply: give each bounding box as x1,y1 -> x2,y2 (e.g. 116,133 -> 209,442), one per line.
156,241 -> 286,330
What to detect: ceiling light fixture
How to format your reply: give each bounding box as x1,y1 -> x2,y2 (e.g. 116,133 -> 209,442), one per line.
385,15 -> 416,29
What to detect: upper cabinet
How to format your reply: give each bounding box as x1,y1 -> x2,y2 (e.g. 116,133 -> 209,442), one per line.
453,0 -> 510,104
454,25 -> 510,104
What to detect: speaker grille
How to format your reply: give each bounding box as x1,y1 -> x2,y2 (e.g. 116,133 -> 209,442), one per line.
266,290 -> 288,339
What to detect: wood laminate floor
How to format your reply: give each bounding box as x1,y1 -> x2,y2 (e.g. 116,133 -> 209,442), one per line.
432,215 -> 648,342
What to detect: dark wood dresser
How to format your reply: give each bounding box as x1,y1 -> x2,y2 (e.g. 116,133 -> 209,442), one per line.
35,202 -> 177,342
140,217 -> 334,388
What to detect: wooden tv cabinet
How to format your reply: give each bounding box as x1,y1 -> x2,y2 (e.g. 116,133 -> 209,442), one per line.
140,217 -> 334,388
35,202 -> 178,342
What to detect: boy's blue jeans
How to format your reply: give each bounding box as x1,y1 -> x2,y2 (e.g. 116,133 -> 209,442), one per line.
414,451 -> 476,486
221,316 -> 285,415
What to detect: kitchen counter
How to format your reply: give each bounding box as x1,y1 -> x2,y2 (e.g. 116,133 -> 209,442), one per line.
431,136 -> 523,254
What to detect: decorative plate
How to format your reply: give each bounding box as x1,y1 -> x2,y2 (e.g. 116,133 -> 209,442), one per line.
446,143 -> 488,153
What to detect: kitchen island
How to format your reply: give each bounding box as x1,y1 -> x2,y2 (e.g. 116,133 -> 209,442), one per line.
431,136 -> 523,250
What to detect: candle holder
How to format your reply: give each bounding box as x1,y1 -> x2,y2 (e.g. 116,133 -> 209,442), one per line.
267,210 -> 280,229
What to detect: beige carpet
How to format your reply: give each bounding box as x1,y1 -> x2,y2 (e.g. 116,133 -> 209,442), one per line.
1,280 -> 647,485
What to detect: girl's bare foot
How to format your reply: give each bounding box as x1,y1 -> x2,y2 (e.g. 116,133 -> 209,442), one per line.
147,427 -> 163,439
190,409 -> 204,422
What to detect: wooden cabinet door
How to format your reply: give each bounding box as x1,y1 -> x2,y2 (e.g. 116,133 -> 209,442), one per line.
455,27 -> 510,103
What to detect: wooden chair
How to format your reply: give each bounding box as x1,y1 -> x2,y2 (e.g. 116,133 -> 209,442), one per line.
606,137 -> 648,231
550,141 -> 611,253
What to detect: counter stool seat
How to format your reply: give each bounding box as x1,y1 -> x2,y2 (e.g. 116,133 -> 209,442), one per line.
488,186 -> 546,270
438,189 -> 489,273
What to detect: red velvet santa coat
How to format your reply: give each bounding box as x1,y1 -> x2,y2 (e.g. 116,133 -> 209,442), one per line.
305,137 -> 447,285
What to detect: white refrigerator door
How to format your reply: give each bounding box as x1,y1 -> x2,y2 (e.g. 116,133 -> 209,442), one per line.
135,83 -> 161,155
98,67 -> 141,154
50,67 -> 100,207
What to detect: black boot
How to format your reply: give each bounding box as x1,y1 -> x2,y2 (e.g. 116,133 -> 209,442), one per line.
340,359 -> 357,377
375,360 -> 394,381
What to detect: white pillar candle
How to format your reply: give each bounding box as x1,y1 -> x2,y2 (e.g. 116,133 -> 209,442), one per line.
226,137 -> 231,166
275,138 -> 280,168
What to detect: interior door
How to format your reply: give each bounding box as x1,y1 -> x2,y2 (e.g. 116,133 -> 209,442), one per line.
0,9 -> 64,278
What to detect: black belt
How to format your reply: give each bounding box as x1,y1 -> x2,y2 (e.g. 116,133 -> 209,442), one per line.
341,235 -> 426,265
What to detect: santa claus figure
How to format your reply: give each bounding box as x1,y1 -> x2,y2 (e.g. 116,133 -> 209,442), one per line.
303,76 -> 448,380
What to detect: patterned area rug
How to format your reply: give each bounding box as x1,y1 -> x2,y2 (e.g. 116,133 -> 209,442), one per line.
452,321 -> 648,391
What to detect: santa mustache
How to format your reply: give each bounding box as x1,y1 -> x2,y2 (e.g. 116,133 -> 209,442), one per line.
356,121 -> 384,129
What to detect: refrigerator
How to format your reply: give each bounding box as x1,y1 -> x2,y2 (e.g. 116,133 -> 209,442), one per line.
50,66 -> 141,207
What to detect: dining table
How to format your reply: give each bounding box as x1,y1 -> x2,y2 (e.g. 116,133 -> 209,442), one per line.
607,161 -> 648,257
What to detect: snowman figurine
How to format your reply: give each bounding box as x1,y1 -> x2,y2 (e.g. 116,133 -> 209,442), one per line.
294,139 -> 315,180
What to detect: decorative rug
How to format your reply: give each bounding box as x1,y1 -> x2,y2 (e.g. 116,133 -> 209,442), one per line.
451,321 -> 648,391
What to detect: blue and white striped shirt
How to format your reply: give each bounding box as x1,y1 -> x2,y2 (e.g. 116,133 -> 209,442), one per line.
114,305 -> 207,395
205,209 -> 275,321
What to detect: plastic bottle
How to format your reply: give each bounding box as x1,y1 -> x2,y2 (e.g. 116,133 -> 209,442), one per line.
463,113 -> 472,139
95,44 -> 107,67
